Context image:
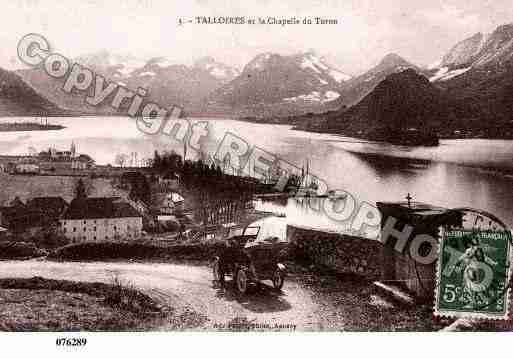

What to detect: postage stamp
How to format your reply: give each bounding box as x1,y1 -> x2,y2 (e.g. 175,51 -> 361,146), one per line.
435,229 -> 512,319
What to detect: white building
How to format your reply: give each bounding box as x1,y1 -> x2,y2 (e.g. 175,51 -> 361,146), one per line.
15,163 -> 40,174
60,197 -> 142,242
163,192 -> 185,213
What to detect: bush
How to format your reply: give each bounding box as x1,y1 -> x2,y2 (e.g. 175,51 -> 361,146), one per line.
36,234 -> 70,249
4,228 -> 71,250
104,275 -> 151,313
49,240 -> 227,262
29,230 -> 70,249
0,241 -> 47,259
144,219 -> 181,234
160,220 -> 180,233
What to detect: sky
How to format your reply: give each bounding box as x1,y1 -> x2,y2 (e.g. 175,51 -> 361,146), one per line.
1,0 -> 513,75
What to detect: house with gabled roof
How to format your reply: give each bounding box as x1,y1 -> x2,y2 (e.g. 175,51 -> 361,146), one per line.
26,197 -> 69,220
59,197 -> 142,242
0,204 -> 49,237
0,196 -> 68,238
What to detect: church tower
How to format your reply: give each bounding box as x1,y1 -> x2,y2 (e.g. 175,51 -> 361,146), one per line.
71,141 -> 76,158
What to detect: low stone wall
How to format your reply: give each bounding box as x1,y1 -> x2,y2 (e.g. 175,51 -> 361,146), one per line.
287,225 -> 384,279
287,225 -> 436,300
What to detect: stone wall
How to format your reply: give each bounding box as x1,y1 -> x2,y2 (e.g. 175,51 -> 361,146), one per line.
287,225 -> 384,279
287,225 -> 436,300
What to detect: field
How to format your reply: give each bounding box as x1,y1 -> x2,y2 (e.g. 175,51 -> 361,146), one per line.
0,277 -> 206,331
0,174 -> 123,205
0,289 -> 153,331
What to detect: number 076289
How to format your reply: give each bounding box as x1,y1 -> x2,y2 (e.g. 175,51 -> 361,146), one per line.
55,338 -> 87,347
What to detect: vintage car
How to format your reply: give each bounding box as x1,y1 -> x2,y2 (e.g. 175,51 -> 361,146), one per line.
212,218 -> 288,294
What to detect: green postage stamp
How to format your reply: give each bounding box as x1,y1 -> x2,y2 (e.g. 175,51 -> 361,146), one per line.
435,229 -> 512,319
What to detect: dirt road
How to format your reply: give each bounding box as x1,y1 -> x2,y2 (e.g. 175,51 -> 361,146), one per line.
0,260 -> 321,330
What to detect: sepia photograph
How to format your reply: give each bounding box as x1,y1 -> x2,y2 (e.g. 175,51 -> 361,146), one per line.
1,0 -> 513,356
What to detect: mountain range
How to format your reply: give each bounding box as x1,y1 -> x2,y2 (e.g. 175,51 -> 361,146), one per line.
4,21 -> 513,141
0,67 -> 67,116
206,51 -> 351,116
16,53 -> 241,115
14,50 -> 350,117
293,22 -> 513,141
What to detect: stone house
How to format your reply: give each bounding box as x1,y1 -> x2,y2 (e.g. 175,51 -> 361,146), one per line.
60,197 -> 143,242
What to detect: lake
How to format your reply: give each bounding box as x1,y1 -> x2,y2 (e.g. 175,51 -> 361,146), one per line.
1,116 -> 512,230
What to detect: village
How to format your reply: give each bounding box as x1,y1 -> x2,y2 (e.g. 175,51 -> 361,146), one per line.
0,142 -> 271,250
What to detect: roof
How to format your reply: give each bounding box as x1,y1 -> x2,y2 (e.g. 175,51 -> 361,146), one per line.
0,206 -> 50,230
63,197 -> 142,220
162,173 -> 179,180
77,154 -> 94,163
380,201 -> 447,211
167,193 -> 184,203
377,201 -> 453,216
376,201 -> 462,227
26,197 -> 68,213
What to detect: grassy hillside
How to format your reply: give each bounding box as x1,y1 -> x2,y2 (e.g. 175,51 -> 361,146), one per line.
0,175 -> 123,205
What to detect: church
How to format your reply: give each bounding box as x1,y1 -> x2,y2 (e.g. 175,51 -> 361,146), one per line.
37,142 -> 95,171
0,142 -> 95,174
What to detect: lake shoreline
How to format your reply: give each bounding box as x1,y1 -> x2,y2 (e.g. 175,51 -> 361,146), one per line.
0,123 -> 65,132
345,149 -> 513,175
229,116 -> 513,142
290,124 -> 513,142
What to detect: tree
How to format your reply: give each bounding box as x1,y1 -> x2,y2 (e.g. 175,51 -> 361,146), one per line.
125,171 -> 152,205
75,179 -> 88,200
10,197 -> 25,208
115,153 -> 128,168
152,151 -> 162,171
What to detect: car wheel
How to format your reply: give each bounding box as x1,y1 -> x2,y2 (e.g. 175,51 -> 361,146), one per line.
213,259 -> 225,285
235,268 -> 248,294
272,269 -> 285,290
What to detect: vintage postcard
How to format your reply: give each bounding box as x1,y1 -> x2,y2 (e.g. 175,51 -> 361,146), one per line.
1,0 -> 513,356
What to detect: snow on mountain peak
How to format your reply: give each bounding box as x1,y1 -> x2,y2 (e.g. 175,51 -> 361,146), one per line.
245,53 -> 279,71
439,32 -> 486,68
194,56 -> 239,81
149,57 -> 174,68
300,53 -> 329,73
429,66 -> 471,82
432,22 -> 513,74
74,50 -> 146,78
298,52 -> 351,82
283,90 -> 340,104
427,59 -> 442,70
329,69 -> 352,82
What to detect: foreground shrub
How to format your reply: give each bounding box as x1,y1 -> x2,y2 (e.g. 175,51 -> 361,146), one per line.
34,233 -> 70,249
48,240 -> 227,262
0,241 -> 47,259
2,229 -> 70,251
